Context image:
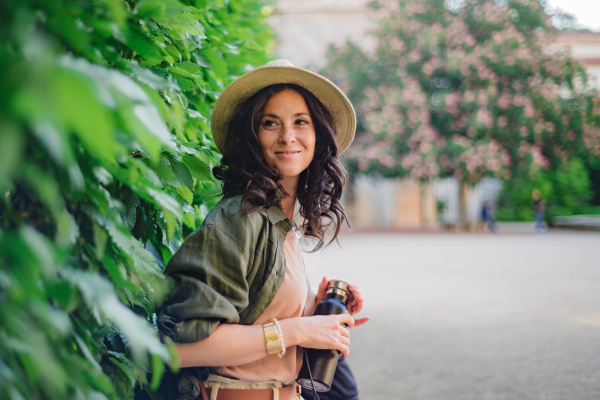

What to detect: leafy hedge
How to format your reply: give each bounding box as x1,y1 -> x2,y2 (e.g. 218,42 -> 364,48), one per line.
496,158 -> 594,221
0,0 -> 274,399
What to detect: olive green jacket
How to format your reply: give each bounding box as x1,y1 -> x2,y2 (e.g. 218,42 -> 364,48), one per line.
157,194 -> 293,344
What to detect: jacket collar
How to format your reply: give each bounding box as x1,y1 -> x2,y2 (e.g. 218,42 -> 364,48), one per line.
265,204 -> 291,227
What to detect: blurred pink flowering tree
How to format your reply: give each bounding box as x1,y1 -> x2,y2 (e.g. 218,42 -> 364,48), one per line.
323,0 -> 600,184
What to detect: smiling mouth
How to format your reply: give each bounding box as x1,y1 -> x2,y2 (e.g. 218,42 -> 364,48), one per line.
274,150 -> 301,155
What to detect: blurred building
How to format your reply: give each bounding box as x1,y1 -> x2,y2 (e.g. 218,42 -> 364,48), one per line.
269,0 -> 377,69
269,3 -> 600,229
554,31 -> 600,89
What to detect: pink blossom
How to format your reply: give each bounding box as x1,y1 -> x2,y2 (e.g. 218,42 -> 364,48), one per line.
477,90 -> 488,106
409,49 -> 422,62
497,92 -> 512,109
476,109 -> 493,128
498,115 -> 508,127
358,158 -> 368,171
381,155 -> 395,168
445,92 -> 461,115
524,103 -> 535,118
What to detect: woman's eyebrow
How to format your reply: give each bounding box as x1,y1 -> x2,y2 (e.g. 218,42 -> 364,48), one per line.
261,112 -> 310,118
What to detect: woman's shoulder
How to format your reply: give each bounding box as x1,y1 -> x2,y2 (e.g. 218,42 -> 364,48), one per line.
207,195 -> 262,224
203,195 -> 290,244
202,195 -> 273,241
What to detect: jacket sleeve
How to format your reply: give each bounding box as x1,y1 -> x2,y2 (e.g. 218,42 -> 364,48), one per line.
156,222 -> 253,343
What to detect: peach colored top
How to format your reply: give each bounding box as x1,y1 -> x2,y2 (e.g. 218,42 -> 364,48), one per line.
216,228 -> 316,383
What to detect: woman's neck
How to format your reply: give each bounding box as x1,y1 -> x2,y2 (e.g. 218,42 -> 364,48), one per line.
279,178 -> 298,221
279,194 -> 296,221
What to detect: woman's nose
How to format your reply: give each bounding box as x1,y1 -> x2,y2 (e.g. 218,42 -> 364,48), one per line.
278,125 -> 296,144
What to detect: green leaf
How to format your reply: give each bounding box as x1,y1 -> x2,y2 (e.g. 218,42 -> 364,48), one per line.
182,212 -> 196,229
165,153 -> 194,190
123,25 -> 162,60
173,61 -> 202,77
176,185 -> 194,204
121,193 -> 138,229
146,188 -> 182,219
174,76 -> 196,92
45,279 -> 78,313
131,64 -> 177,91
150,353 -> 164,390
166,224 -> 182,255
145,241 -> 165,269
168,66 -> 196,80
182,155 -> 213,182
50,68 -> 116,160
102,256 -> 139,293
133,104 -> 173,151
0,118 -> 24,191
102,219 -> 161,277
62,269 -> 169,361
200,48 -> 227,81
153,160 -> 181,187
135,0 -> 167,19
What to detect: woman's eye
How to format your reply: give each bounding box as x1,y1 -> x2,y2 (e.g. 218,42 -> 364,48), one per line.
296,119 -> 309,125
263,120 -> 276,127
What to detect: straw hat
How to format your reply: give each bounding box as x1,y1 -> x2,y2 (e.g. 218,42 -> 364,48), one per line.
211,60 -> 356,156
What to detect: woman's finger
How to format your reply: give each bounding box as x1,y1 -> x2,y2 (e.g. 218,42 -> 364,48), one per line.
337,313 -> 356,328
339,330 -> 350,344
352,316 -> 370,327
314,276 -> 328,304
339,326 -> 350,339
337,341 -> 350,358
337,344 -> 350,358
347,284 -> 364,314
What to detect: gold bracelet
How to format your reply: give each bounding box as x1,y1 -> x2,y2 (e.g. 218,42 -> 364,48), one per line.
262,318 -> 285,358
273,318 -> 286,358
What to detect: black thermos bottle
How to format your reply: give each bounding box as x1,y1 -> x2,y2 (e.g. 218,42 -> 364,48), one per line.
298,280 -> 351,392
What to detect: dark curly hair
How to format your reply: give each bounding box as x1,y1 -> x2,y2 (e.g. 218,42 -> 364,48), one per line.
212,83 -> 349,251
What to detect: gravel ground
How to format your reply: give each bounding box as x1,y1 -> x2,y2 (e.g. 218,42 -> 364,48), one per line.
303,230 -> 600,400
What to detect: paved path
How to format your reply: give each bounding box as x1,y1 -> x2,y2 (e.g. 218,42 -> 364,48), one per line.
303,230 -> 600,400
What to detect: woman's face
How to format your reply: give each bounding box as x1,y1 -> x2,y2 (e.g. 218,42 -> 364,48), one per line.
258,89 -> 316,188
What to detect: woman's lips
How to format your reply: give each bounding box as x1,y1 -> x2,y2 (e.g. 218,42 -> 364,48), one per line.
274,150 -> 300,158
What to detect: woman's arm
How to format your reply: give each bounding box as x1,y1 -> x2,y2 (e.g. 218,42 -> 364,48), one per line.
176,313 -> 363,368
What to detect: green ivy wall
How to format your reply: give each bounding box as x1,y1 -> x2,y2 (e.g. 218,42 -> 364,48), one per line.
0,0 -> 274,398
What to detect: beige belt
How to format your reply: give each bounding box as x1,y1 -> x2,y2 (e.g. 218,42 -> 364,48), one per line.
198,375 -> 301,400
201,383 -> 300,400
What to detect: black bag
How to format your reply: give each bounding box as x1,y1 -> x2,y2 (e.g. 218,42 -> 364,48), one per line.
301,356 -> 359,400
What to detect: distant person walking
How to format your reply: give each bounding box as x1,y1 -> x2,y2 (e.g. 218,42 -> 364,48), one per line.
481,200 -> 496,233
532,189 -> 545,233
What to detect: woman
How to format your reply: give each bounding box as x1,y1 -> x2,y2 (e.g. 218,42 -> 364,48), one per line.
157,60 -> 368,400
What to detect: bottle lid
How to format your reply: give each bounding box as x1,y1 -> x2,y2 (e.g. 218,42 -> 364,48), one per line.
327,280 -> 349,292
326,280 -> 350,303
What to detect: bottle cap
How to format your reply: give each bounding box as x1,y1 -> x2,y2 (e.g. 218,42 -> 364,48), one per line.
326,280 -> 349,292
326,280 -> 350,303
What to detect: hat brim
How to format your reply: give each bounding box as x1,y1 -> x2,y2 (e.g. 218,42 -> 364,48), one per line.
211,63 -> 356,156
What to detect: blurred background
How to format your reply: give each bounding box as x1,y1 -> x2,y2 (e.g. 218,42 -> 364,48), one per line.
269,0 -> 600,232
1,0 -> 599,399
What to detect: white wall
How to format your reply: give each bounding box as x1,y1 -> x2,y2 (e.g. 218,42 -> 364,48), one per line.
269,0 -> 377,69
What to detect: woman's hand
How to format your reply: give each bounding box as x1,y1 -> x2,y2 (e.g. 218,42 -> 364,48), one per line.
281,313 -> 356,358
347,283 -> 364,316
294,277 -> 370,357
315,276 -> 368,318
